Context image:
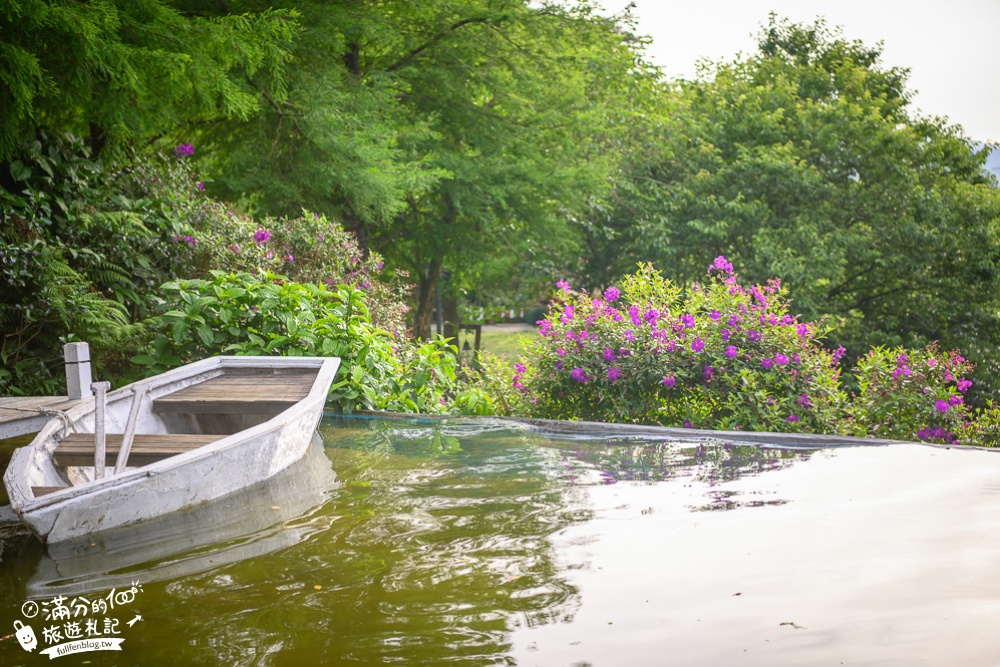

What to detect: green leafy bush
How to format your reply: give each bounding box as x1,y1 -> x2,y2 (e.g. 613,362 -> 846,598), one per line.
845,345 -> 975,441
136,271 -> 457,413
0,133 -> 162,394
118,150 -> 412,336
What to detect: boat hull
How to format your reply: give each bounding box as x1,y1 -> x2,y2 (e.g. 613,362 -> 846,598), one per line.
3,356 -> 340,543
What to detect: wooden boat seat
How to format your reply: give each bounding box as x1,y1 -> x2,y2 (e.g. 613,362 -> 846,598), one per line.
53,433 -> 225,467
31,486 -> 69,497
152,372 -> 315,414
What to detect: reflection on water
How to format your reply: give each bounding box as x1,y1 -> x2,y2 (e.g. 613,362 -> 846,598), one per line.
1,417 -> 999,665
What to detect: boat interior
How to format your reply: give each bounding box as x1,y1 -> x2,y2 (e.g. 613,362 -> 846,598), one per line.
31,367 -> 319,498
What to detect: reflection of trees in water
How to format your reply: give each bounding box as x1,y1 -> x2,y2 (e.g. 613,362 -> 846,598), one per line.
127,419 -> 586,666
549,437 -> 811,485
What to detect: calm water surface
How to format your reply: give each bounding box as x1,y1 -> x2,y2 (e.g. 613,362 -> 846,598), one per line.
1,417 -> 999,665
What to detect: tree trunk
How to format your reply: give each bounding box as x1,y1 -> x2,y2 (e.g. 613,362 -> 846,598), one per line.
414,256 -> 443,340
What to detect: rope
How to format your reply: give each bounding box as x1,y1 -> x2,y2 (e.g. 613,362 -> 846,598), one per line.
0,405 -> 73,436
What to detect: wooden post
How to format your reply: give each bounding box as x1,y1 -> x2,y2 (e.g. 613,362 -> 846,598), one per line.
114,383 -> 150,475
92,381 -> 111,479
64,343 -> 93,401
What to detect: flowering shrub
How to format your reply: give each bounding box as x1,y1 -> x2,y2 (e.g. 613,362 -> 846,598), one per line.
115,149 -> 412,336
506,262 -> 847,432
135,272 -> 458,413
464,259 -> 999,446
846,345 -> 975,442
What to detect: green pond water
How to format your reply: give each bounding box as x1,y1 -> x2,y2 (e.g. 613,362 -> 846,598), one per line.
2,416 -> 1000,665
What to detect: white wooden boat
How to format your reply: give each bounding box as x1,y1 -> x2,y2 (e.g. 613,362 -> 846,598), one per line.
27,433 -> 339,598
3,356 -> 340,543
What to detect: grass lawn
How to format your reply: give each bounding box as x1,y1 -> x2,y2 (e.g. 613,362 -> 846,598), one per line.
475,328 -> 534,363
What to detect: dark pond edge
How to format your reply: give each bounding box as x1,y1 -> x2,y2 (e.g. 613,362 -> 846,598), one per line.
330,410 -> 999,453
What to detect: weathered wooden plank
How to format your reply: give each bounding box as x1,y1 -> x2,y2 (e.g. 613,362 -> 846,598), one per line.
152,372 -> 315,414
54,433 -> 223,467
31,486 -> 69,498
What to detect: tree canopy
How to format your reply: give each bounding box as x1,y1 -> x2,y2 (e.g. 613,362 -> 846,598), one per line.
0,0 -> 296,162
579,17 -> 1000,397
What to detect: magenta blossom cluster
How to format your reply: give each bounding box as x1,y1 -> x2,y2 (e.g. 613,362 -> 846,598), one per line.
175,143 -> 194,157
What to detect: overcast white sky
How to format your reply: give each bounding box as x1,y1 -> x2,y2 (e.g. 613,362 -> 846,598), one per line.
599,0 -> 1000,143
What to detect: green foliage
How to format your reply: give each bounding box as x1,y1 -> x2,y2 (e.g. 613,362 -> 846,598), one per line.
0,0 -> 297,160
0,133 -> 157,393
846,345 -> 974,441
137,271 -> 459,414
578,17 -> 1000,401
463,260 -> 995,445
188,0 -> 656,337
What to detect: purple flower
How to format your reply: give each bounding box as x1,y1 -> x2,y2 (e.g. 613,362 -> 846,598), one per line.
608,367 -> 621,382
832,346 -> 846,364
683,419 -> 693,428
231,244 -> 240,254
604,286 -> 621,302
556,279 -> 571,292
791,353 -> 801,364
196,181 -> 204,191
917,426 -> 952,442
644,308 -> 660,324
175,143 -> 194,157
557,348 -> 566,357
624,330 -> 634,342
710,256 -> 734,275
571,368 -> 588,383
254,229 -> 271,245
555,361 -> 563,370
774,353 -> 789,366
629,306 -> 642,326
724,345 -> 738,358
691,337 -> 705,353
602,348 -> 617,362
786,415 -> 799,423
611,309 -> 623,322
662,376 -> 675,388
957,378 -> 973,393
798,393 -> 811,408
708,310 -> 721,322
761,358 -> 773,370
538,320 -> 552,336
934,400 -> 950,413
703,365 -> 714,379
560,305 -> 575,323
515,363 -> 527,374
721,329 -> 731,341
728,315 -> 741,327
948,394 -> 963,407
681,313 -> 695,328
287,253 -> 294,263
748,329 -> 762,342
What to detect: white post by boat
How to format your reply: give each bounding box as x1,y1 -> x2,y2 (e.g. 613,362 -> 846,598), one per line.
3,355 -> 340,543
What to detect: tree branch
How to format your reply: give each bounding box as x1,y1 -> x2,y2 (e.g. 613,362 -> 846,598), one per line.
385,16 -> 495,73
